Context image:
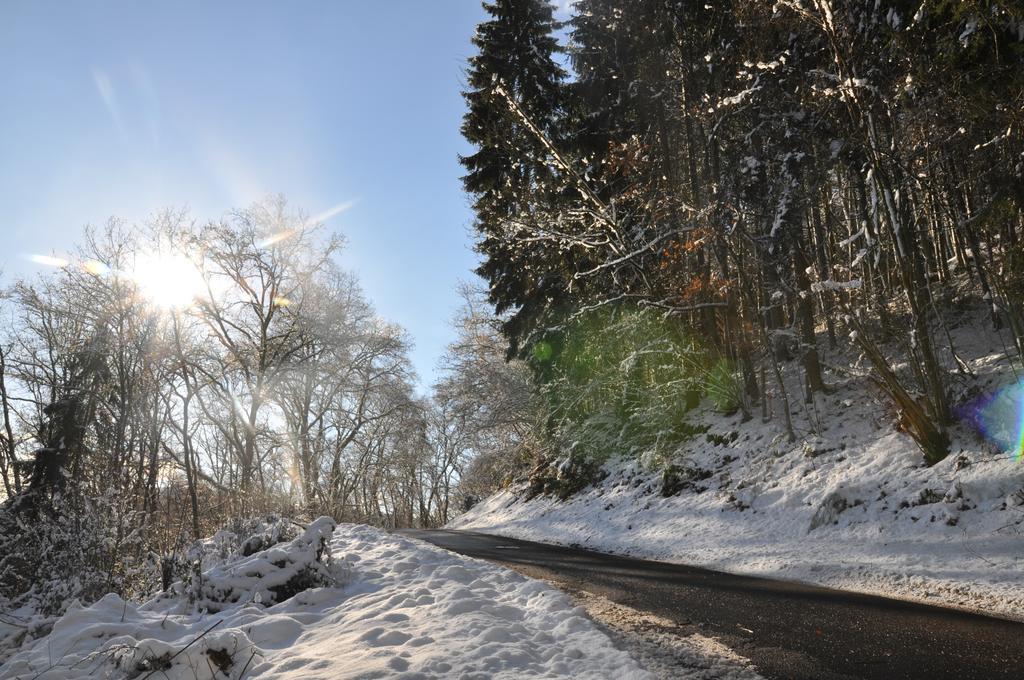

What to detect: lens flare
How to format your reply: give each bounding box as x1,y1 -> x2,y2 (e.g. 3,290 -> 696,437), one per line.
958,379 -> 1024,462
83,259 -> 110,276
257,229 -> 295,248
1016,389 -> 1024,463
26,254 -> 69,268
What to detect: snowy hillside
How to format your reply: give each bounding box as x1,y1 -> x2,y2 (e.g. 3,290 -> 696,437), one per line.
0,521 -> 652,679
452,330 -> 1024,623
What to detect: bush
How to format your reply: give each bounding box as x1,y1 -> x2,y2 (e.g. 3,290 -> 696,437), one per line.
0,491 -> 144,617
531,305 -> 735,472
154,516 -> 340,613
525,455 -> 605,501
705,359 -> 743,413
660,464 -> 714,497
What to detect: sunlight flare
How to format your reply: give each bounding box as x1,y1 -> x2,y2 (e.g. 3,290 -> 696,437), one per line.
307,200 -> 355,225
257,229 -> 296,248
26,254 -> 70,268
131,251 -> 205,309
256,201 -> 355,248
83,259 -> 110,276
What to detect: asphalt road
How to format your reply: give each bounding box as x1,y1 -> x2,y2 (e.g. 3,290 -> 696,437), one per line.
397,529 -> 1024,680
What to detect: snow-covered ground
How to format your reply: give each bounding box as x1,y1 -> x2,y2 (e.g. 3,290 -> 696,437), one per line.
0,520 -> 655,679
452,325 -> 1024,622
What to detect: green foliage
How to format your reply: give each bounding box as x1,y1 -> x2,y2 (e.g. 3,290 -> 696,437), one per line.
530,306 -> 738,468
705,359 -> 743,414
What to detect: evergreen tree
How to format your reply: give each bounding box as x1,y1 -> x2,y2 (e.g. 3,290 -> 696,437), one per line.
460,0 -> 568,355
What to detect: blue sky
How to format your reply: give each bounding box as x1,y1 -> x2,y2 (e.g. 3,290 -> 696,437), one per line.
0,0 -> 548,389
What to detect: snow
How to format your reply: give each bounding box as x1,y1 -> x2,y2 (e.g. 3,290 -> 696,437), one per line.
959,18 -> 978,47
451,318 -> 1024,623
809,278 -> 862,293
1,522 -> 654,679
719,87 -> 760,108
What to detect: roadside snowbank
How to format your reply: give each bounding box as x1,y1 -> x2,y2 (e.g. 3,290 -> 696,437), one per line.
452,365 -> 1024,622
1,521 -> 653,679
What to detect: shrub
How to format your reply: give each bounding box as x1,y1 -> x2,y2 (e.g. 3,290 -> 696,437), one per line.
0,491 -> 143,617
530,305 -> 735,474
155,517 -> 340,613
525,455 -> 605,501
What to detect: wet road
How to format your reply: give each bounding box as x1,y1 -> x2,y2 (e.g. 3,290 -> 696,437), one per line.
398,529 -> 1024,680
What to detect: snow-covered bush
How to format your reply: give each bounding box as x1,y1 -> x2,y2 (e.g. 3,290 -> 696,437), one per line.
154,514 -> 305,597
110,622 -> 259,680
155,516 -> 342,613
0,509 -> 336,663
1,515 -> 345,671
0,491 -> 142,617
0,489 -> 150,662
525,454 -> 605,501
0,517 -> 340,678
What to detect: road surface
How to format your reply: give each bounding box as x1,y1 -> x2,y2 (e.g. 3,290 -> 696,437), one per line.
398,529 -> 1024,680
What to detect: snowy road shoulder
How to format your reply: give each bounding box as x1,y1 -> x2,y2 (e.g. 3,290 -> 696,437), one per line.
450,438 -> 1024,623
1,522 -> 653,679
551,584 -> 762,680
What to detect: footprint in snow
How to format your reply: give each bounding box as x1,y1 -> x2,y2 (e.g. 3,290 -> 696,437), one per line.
359,627 -> 413,646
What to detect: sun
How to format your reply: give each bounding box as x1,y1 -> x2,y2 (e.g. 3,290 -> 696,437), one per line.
131,251 -> 206,309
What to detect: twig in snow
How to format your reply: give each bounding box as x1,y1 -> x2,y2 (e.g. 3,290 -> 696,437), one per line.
139,618 -> 224,680
238,648 -> 259,678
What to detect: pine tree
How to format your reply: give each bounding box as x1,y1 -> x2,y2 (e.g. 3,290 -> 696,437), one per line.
460,0 -> 567,355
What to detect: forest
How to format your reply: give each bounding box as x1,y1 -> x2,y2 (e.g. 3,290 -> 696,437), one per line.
457,0 -> 1024,480
1,0 -> 1022,648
